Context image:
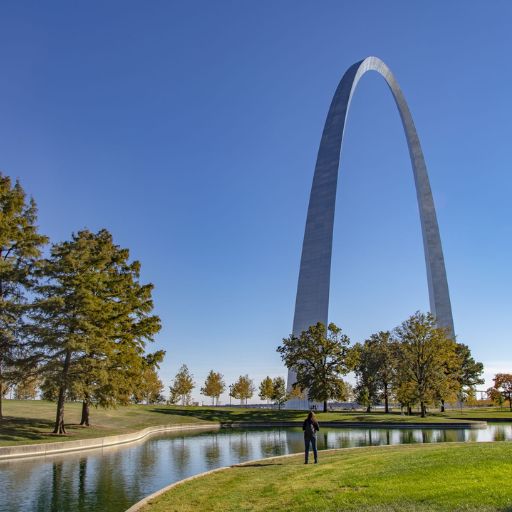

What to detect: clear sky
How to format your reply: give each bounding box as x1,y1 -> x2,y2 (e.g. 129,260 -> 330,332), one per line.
0,1 -> 510,403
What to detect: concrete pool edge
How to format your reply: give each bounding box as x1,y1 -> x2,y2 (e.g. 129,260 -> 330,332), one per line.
220,420 -> 487,430
0,422 -> 221,461
0,419 -> 487,461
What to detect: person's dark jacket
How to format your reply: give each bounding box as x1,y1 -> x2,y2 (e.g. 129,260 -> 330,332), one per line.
302,418 -> 320,439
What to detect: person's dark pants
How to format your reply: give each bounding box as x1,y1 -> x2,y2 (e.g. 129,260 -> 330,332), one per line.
304,436 -> 317,463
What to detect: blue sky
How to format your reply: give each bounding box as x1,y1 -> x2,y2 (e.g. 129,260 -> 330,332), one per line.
1,1 -> 510,403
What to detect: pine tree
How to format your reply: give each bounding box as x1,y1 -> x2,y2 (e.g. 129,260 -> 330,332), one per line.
14,374 -> 40,400
0,174 -> 47,419
29,229 -> 161,433
132,350 -> 166,406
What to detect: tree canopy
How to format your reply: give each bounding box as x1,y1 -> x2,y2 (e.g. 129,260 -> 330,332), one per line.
271,376 -> 287,409
492,374 -> 512,411
29,229 -> 161,433
258,376 -> 274,403
169,364 -> 195,405
200,370 -> 225,405
277,322 -> 351,412
0,174 -> 47,419
393,312 -> 459,417
231,375 -> 255,405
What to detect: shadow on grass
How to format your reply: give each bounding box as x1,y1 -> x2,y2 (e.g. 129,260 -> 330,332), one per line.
235,463 -> 283,468
0,416 -> 56,442
150,407 -> 307,423
150,407 -> 422,424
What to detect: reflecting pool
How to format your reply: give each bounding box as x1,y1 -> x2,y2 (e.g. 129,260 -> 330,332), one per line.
1,424 -> 511,512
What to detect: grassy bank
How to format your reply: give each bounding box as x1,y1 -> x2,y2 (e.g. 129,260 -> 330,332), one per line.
0,400 -> 210,446
1,400 -> 508,447
142,442 -> 512,512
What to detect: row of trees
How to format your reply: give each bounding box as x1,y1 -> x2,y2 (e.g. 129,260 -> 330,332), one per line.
167,365 -> 292,409
278,312 -> 485,417
0,174 -> 163,433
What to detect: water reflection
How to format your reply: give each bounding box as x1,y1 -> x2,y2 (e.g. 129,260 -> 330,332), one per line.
1,423 -> 511,512
203,433 -> 221,469
259,429 -> 288,458
493,425 -> 508,441
230,431 -> 252,460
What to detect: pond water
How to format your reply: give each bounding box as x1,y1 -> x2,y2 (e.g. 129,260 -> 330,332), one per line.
1,424 -> 511,512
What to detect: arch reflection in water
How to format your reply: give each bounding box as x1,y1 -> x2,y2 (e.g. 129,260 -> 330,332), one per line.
1,425 -> 511,512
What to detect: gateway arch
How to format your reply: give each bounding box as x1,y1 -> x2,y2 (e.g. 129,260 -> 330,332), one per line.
287,56 -> 455,395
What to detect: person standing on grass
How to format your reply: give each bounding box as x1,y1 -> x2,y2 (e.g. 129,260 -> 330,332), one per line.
303,411 -> 320,464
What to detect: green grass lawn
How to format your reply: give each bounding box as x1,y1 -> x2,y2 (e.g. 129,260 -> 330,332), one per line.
1,400 -> 509,447
142,442 -> 512,512
431,407 -> 512,421
0,400 -> 211,446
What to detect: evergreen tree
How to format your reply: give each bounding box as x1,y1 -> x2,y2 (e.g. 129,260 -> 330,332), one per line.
133,350 -> 166,406
14,374 -> 40,400
200,370 -> 225,405
29,229 -> 160,433
0,174 -> 47,419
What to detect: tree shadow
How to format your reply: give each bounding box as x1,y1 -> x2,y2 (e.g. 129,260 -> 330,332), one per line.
150,407 -> 305,423
150,407 -> 419,425
0,416 -> 56,442
234,463 -> 283,468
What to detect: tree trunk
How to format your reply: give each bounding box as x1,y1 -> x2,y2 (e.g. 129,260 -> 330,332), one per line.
407,405 -> 412,415
420,401 -> 426,418
53,349 -> 71,434
80,400 -> 90,426
366,405 -> 371,413
0,379 -> 3,420
384,386 -> 389,414
323,400 -> 327,412
440,399 -> 445,413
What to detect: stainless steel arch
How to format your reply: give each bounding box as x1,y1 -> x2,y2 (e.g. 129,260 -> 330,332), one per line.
287,56 -> 455,393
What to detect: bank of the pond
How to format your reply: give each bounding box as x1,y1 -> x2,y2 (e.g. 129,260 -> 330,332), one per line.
0,419 -> 487,461
2,400 -> 493,448
136,441 -> 512,512
0,422 -> 220,460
